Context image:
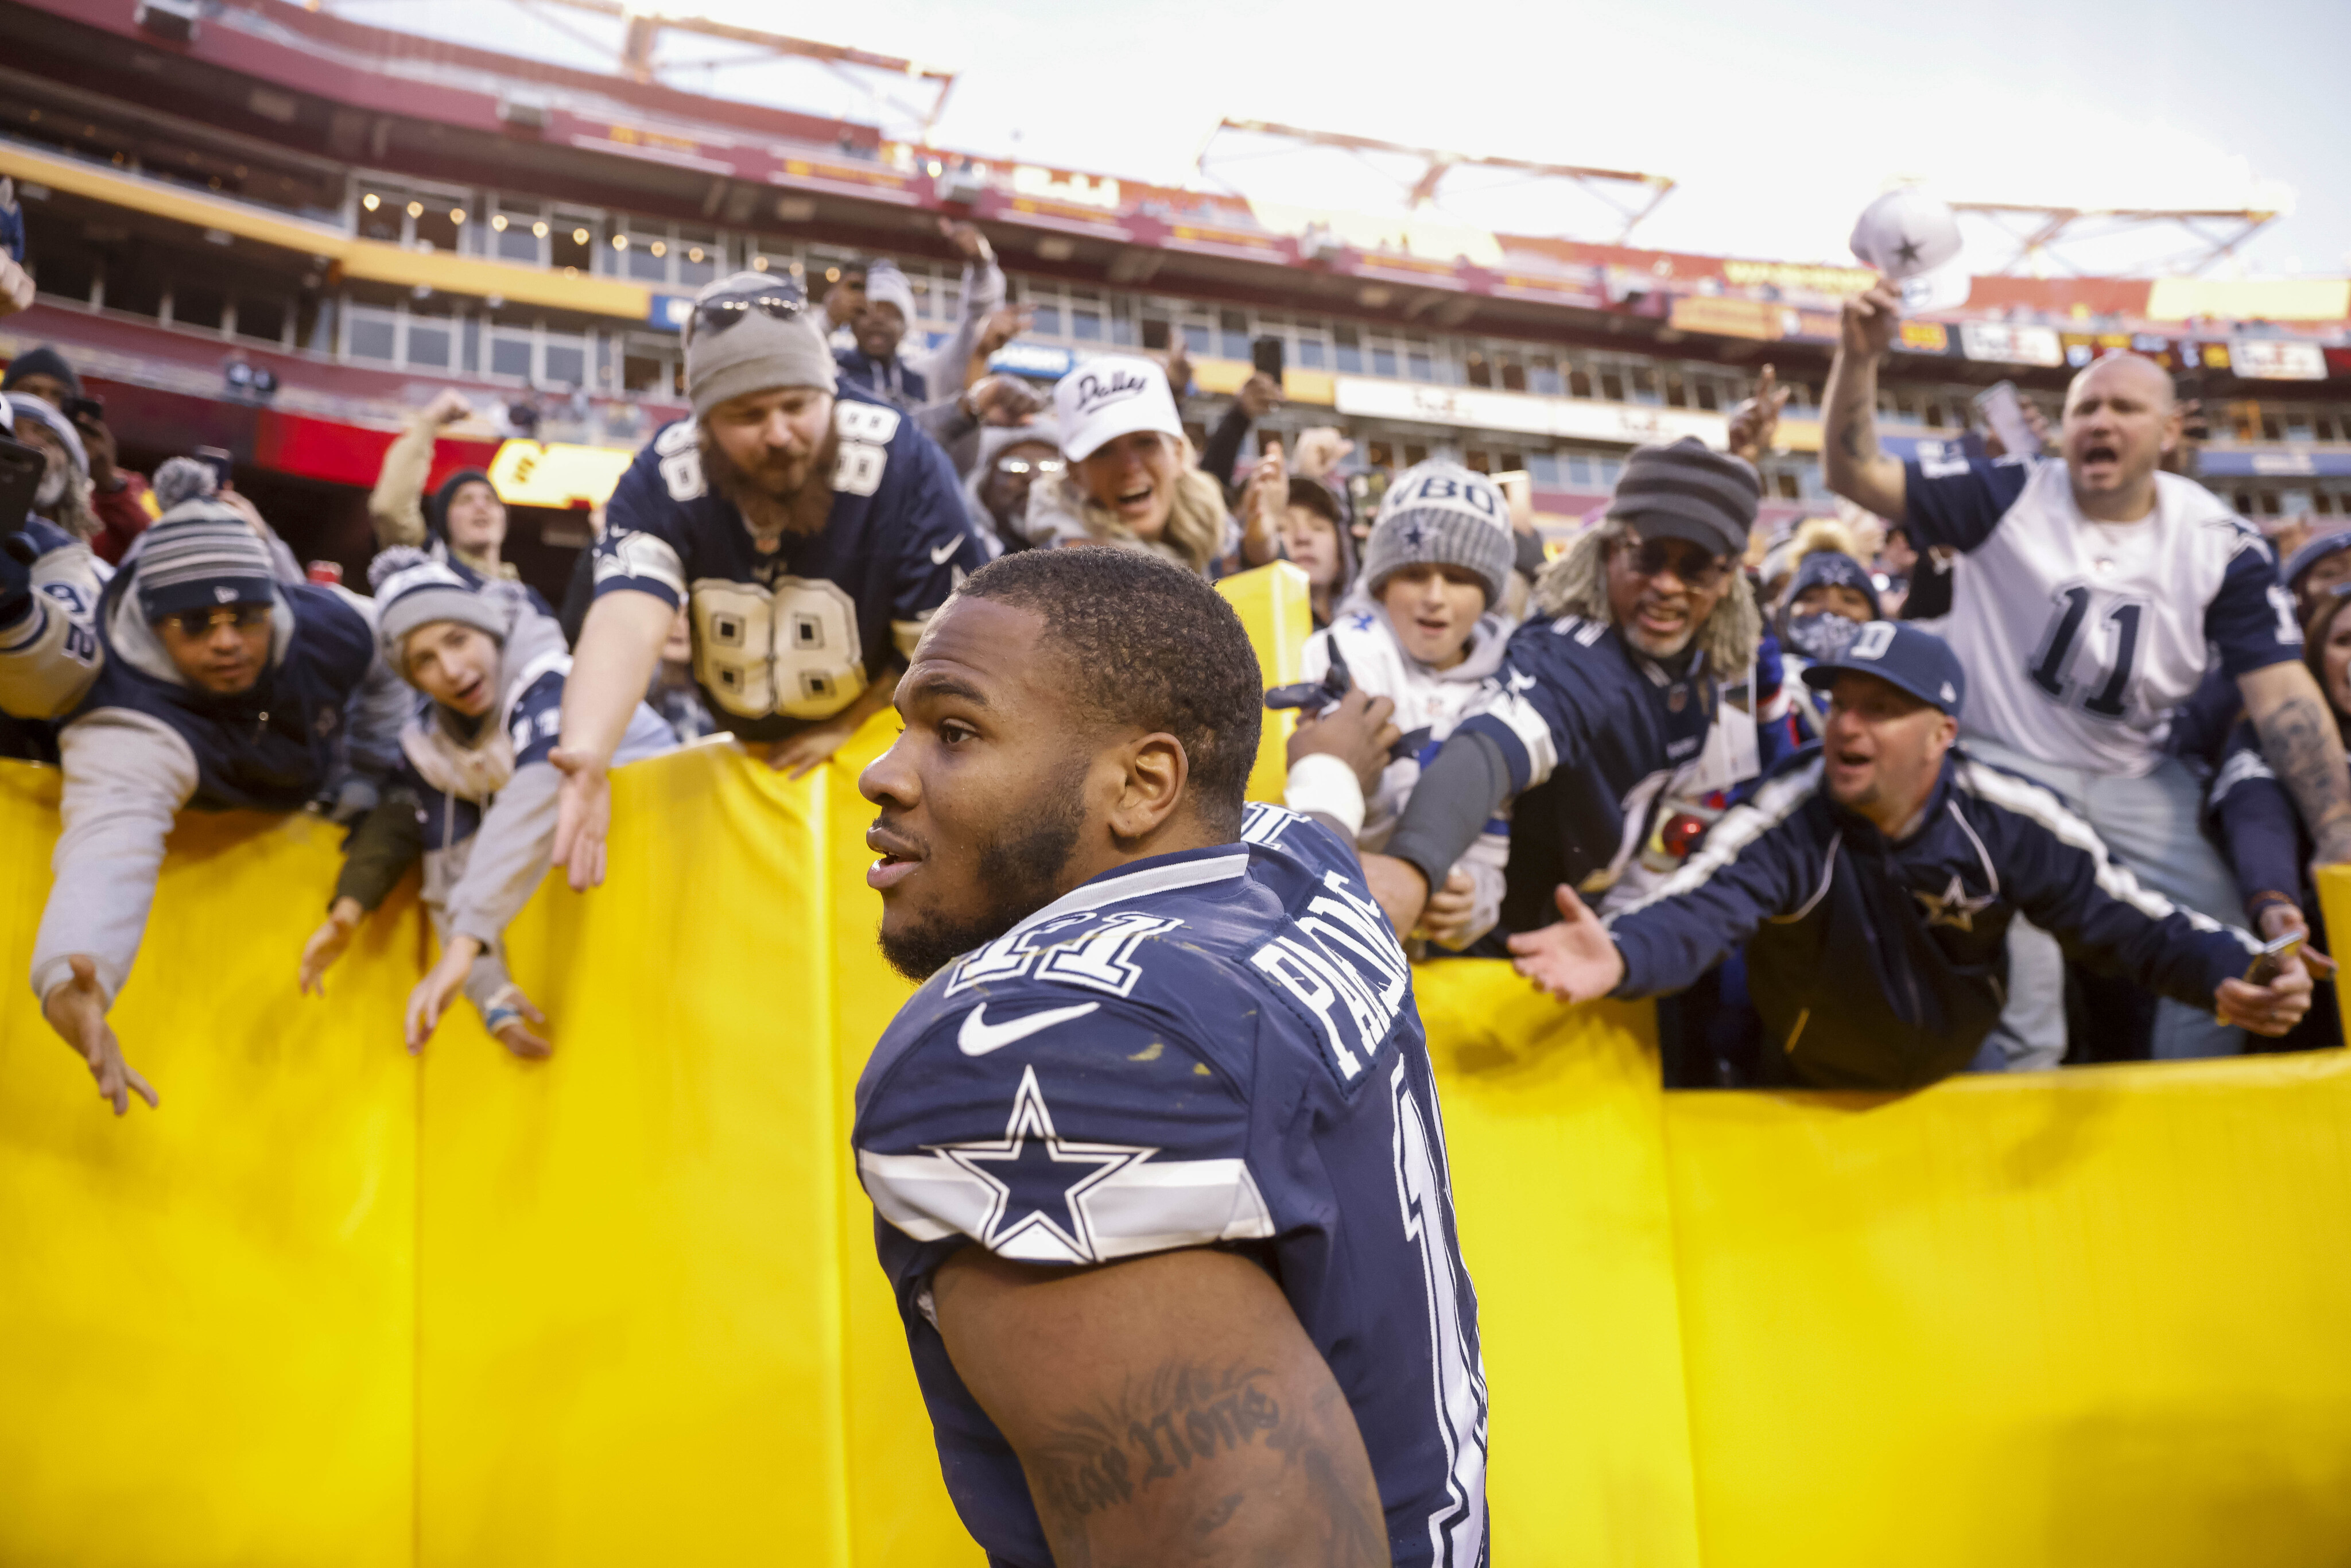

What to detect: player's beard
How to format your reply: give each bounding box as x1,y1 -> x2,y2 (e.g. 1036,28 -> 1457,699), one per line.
876,755 -> 1092,981
703,426 -> 835,538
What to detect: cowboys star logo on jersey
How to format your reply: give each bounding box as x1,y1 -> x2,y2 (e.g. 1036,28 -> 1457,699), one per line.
928,1065 -> 1153,1265
1913,872 -> 1997,932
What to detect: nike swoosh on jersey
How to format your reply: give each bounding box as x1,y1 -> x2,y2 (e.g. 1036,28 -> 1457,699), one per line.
957,1001 -> 1100,1056
930,538 -> 961,565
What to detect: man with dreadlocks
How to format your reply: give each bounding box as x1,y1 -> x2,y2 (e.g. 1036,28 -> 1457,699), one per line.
1362,436 -> 1767,942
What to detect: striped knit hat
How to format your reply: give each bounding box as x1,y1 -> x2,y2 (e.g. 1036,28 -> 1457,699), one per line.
1607,436 -> 1761,559
133,504 -> 277,620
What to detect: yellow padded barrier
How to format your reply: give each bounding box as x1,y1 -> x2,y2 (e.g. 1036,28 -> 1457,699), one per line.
0,764 -> 421,1568
4,570 -> 2349,1564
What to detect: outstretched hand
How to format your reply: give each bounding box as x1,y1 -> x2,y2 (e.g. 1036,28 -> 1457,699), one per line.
405,936 -> 482,1054
550,747 -> 611,891
298,898 -> 364,996
1360,852 -> 1430,938
42,955 -> 157,1116
491,992 -> 553,1061
1506,884 -> 1627,1004
1727,364 -> 1791,464
766,715 -> 862,779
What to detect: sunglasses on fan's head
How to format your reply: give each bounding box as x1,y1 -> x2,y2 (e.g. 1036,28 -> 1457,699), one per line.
685,286 -> 809,347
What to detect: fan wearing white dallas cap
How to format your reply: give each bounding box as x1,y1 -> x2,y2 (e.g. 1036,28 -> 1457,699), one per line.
1019,354 -> 1282,578
1824,273 -> 2351,1061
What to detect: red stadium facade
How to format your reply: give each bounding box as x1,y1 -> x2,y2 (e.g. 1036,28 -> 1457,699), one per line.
5,0 -> 2349,600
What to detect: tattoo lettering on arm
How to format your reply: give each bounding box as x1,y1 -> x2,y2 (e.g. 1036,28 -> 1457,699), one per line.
1026,1357 -> 1386,1564
2252,690 -> 2351,861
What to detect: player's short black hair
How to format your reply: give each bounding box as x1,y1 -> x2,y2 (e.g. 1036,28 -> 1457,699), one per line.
957,548 -> 1262,839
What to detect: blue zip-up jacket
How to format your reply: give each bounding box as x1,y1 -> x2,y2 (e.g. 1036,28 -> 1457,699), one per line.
75,572 -> 374,812
1606,744 -> 2261,1089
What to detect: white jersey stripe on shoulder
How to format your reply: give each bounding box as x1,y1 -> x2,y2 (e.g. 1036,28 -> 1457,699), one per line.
858,1147 -> 1274,1260
1606,758 -> 1824,925
1005,852 -> 1251,941
1956,759 -> 2256,950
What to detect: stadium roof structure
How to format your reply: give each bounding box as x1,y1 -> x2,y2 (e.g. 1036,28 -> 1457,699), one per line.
1954,202 -> 2284,280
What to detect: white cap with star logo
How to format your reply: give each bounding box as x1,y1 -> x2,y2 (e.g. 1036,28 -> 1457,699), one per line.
1850,186 -> 1971,313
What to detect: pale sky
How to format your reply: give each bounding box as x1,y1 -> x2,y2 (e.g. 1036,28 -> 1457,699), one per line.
339,0 -> 2349,277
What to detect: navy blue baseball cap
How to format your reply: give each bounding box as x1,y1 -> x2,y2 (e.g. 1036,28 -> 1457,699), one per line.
1801,620 -> 1965,717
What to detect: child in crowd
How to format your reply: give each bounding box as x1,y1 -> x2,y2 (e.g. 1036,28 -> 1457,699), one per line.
1275,472 -> 1357,629
297,549 -> 673,1057
1771,518 -> 1881,742
1283,460 -> 1517,951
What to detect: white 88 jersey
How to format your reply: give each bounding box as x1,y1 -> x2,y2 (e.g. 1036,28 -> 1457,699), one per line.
689,575 -> 867,720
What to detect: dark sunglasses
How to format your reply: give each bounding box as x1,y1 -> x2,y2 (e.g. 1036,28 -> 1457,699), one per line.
994,456 -> 1065,478
685,288 -> 808,346
1619,536 -> 1729,589
165,604 -> 271,639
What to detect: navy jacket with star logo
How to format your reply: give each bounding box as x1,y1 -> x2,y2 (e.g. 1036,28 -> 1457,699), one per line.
1604,743 -> 2260,1089
853,806 -> 1488,1567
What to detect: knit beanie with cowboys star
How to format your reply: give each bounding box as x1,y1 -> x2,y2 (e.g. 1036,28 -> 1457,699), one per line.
1357,460 -> 1516,610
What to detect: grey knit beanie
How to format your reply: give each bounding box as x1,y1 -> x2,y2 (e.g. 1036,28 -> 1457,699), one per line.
368,546 -> 507,680
1359,460 -> 1515,608
684,271 -> 835,421
1606,436 -> 1760,558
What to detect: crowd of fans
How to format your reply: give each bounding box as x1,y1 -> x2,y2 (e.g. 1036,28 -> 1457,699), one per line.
2,243 -> 2344,1115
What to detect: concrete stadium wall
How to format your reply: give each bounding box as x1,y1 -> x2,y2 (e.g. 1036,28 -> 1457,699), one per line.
3,565 -> 2348,1565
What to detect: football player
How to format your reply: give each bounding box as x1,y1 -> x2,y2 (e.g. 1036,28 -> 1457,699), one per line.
1822,284 -> 2351,1059
853,548 -> 1487,1566
553,271 -> 983,890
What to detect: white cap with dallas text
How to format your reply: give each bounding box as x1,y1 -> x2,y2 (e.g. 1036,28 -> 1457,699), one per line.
1054,355 -> 1182,463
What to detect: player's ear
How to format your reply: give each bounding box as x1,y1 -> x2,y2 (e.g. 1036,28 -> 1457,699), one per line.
1107,732 -> 1189,841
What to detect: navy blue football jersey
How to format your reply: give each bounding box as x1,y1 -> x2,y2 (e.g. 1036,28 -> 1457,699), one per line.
592,385 -> 983,742
1457,612 -> 1732,930
854,805 -> 1489,1566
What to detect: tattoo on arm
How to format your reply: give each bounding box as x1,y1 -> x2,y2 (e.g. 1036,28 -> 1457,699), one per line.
2253,692 -> 2351,853
1026,1357 -> 1386,1563
1837,418 -> 1869,460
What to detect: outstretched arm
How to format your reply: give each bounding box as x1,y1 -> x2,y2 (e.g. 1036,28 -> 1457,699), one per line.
553,587 -> 673,889
934,1245 -> 1387,1565
2238,661 -> 2351,868
1820,282 -> 1907,521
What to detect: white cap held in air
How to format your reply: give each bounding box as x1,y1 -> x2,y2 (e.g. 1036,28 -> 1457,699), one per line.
1850,187 -> 1971,313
